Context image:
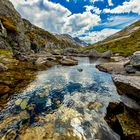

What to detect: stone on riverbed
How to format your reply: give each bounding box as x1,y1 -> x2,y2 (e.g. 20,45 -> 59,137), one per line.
96,58 -> 130,74
59,58 -> 78,66
112,74 -> 140,100
87,101 -> 102,110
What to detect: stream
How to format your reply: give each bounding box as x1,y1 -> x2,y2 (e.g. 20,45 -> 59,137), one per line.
0,57 -> 128,140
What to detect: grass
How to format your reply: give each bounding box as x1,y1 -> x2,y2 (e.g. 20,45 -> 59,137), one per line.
84,21 -> 140,57
0,49 -> 13,57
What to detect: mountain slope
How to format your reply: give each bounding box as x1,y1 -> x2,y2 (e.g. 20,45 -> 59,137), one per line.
0,0 -> 81,57
55,34 -> 86,47
85,20 -> 140,56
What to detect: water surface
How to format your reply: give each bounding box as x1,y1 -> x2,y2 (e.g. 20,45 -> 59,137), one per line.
0,57 -> 122,140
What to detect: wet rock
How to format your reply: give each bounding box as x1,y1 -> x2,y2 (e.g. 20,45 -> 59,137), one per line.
87,101 -> 102,110
77,68 -> 83,72
96,64 -> 113,73
59,58 -> 78,66
105,102 -> 140,140
0,84 -> 10,95
112,74 -> 140,100
0,63 -> 7,72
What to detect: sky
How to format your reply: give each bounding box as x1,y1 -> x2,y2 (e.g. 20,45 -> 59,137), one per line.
9,0 -> 140,44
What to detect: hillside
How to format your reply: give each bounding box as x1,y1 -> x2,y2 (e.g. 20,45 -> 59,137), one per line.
85,20 -> 140,56
55,34 -> 87,48
0,0 -> 81,57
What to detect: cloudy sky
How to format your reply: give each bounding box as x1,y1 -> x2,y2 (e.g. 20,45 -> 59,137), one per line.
10,0 -> 140,44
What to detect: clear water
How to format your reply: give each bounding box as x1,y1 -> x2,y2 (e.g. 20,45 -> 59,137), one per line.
0,57 -> 122,140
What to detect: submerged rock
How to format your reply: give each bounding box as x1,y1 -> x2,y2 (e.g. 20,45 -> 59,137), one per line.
87,101 -> 102,110
0,84 -> 10,95
112,74 -> 140,100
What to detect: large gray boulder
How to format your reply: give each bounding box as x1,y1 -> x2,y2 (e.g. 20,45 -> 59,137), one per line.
130,54 -> 140,69
112,74 -> 140,100
89,49 -> 101,57
102,50 -> 112,58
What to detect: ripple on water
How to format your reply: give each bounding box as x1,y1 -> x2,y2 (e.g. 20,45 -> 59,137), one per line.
0,58 -> 121,140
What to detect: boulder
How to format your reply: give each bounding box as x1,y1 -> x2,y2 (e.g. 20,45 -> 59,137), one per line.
0,63 -> 7,72
133,51 -> 140,55
112,74 -> 140,100
102,50 -> 112,58
89,49 -> 101,57
59,58 -> 78,66
130,54 -> 140,69
105,102 -> 140,140
96,64 -> 113,73
124,65 -> 136,74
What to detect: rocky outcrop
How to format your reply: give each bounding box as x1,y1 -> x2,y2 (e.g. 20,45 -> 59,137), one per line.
88,50 -> 112,58
96,59 -> 129,74
105,102 -> 140,140
0,0 -> 31,54
112,74 -> 140,101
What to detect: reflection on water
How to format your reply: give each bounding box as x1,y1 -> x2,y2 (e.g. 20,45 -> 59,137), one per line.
0,57 -> 121,140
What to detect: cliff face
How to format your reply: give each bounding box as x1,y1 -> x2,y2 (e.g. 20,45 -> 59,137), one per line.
0,0 -> 31,54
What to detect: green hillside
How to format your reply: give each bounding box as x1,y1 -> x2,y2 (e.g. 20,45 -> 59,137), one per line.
84,20 -> 140,56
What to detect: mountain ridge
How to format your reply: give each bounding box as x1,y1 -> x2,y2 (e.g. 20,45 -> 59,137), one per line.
85,19 -> 140,56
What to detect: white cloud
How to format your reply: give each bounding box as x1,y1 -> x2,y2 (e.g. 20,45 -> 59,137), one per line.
9,0 -> 101,41
104,0 -> 140,14
108,0 -> 113,6
84,5 -> 101,14
80,28 -> 120,44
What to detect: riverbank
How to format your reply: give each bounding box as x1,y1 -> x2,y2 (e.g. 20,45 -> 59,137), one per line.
96,53 -> 140,139
0,50 -> 78,110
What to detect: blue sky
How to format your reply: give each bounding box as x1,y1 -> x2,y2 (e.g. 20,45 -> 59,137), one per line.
10,0 -> 140,43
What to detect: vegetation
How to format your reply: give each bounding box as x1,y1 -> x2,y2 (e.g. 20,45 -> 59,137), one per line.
0,49 -> 13,57
0,16 -> 18,32
84,20 -> 140,57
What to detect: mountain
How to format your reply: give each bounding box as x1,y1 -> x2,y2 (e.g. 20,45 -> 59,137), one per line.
73,37 -> 89,47
85,20 -> 140,56
0,0 -> 81,57
55,34 -> 82,48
